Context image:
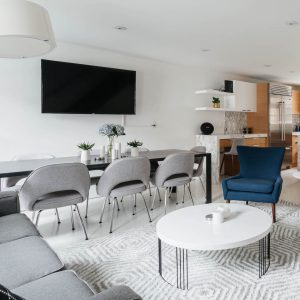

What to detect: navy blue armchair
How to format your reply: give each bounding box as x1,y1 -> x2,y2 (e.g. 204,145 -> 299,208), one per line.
222,146 -> 285,223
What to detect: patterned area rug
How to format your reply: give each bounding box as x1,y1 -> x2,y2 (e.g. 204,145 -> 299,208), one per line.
57,202 -> 300,300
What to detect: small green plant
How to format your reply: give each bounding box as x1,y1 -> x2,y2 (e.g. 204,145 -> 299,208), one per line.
127,140 -> 143,148
212,97 -> 220,104
77,142 -> 95,151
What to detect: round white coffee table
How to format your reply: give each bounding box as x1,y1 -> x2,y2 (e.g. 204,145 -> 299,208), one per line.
156,203 -> 272,290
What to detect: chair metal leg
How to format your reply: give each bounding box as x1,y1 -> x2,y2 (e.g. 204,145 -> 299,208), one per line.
71,206 -> 75,230
120,197 -> 123,203
220,154 -> 225,174
115,197 -> 120,211
148,183 -> 152,196
75,204 -> 89,240
132,194 -> 137,215
32,211 -> 36,222
164,188 -> 169,215
187,183 -> 194,205
109,198 -> 116,233
226,200 -> 230,204
35,210 -> 42,226
140,193 -> 152,222
85,195 -> 89,218
199,177 -> 206,195
182,185 -> 186,204
55,208 -> 61,224
158,188 -> 162,202
151,187 -> 158,211
99,197 -> 107,223
246,201 -> 249,205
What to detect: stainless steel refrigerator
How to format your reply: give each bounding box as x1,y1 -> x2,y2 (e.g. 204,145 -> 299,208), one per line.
269,83 -> 293,169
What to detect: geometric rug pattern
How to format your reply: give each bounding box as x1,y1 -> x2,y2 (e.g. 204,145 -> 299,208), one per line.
57,202 -> 300,300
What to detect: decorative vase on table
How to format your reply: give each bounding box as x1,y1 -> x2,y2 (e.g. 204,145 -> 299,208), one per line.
81,150 -> 91,162
99,123 -> 125,157
131,147 -> 139,157
77,142 -> 95,162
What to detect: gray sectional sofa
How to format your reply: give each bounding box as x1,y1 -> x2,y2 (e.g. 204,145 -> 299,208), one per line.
0,191 -> 142,300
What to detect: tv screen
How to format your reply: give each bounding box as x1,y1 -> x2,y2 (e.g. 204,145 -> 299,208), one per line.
41,60 -> 136,114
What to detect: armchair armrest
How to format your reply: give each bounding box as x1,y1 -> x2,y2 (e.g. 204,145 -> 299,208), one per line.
222,175 -> 242,200
0,191 -> 19,216
271,176 -> 283,203
87,286 -> 142,300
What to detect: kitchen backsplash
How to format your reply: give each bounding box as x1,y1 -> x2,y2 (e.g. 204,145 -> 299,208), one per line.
292,114 -> 300,130
224,111 -> 247,134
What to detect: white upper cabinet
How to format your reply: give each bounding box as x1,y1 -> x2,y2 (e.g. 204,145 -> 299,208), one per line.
233,80 -> 257,112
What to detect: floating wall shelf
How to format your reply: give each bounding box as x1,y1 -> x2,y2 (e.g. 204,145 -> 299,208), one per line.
195,89 -> 235,96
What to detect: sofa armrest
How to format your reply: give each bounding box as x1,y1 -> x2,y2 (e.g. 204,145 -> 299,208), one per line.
0,191 -> 19,216
272,176 -> 283,203
222,175 -> 242,199
87,286 -> 142,300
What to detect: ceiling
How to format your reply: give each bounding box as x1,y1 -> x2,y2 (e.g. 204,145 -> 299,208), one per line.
35,0 -> 300,84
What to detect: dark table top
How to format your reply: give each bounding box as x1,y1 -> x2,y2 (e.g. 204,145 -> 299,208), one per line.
0,149 -> 209,178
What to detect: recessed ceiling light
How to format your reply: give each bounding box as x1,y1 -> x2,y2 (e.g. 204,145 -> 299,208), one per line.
286,20 -> 299,26
114,26 -> 128,31
264,64 -> 272,68
201,49 -> 211,52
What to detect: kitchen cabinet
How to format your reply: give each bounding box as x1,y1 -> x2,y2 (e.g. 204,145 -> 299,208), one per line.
247,83 -> 269,133
233,81 -> 257,112
292,90 -> 300,114
292,135 -> 298,167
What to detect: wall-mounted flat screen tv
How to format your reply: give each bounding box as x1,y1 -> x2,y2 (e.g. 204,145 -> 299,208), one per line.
41,60 -> 136,114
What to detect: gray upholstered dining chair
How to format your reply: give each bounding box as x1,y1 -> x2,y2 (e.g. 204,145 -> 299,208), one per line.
150,151 -> 195,214
1,153 -> 55,192
96,157 -> 152,234
190,146 -> 206,196
18,163 -> 90,240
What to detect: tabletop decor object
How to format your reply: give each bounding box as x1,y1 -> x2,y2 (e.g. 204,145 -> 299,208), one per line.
127,140 -> 143,157
77,142 -> 95,162
212,97 -> 221,108
99,124 -> 125,157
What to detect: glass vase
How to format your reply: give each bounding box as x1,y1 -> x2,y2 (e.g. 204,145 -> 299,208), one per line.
107,136 -> 115,157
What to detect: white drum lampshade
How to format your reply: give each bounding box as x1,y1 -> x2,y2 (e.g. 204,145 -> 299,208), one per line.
0,0 -> 56,58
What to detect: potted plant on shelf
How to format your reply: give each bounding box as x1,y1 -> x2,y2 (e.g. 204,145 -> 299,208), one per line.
212,97 -> 221,108
77,142 -> 95,162
127,140 -> 143,157
99,123 -> 125,157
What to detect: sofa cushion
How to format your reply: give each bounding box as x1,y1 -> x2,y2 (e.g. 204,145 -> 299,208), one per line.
0,236 -> 64,289
12,271 -> 94,300
0,213 -> 39,244
227,178 -> 274,194
0,283 -> 25,300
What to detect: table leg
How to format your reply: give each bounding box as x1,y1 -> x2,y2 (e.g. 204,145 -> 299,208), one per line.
158,238 -> 189,290
259,233 -> 271,278
205,153 -> 212,204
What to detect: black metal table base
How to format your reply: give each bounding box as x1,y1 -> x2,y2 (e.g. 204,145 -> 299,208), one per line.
158,239 -> 189,290
158,234 -> 271,290
259,233 -> 271,278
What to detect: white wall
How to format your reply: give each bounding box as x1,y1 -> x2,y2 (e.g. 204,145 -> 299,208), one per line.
0,42 -> 234,161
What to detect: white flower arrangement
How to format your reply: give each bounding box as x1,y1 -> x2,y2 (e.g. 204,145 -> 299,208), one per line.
99,123 -> 125,137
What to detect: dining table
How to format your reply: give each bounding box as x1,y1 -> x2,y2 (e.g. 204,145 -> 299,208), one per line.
0,149 -> 212,203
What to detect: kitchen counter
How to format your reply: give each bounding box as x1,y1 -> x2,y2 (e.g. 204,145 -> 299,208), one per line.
195,133 -> 268,183
292,132 -> 300,136
196,133 -> 268,139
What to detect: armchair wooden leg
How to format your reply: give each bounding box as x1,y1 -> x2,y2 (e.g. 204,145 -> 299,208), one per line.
226,200 -> 230,204
272,203 -> 276,223
246,201 -> 248,205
